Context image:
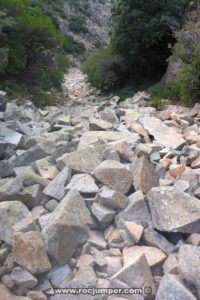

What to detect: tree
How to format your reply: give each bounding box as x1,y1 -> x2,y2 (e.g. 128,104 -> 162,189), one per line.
111,0 -> 194,81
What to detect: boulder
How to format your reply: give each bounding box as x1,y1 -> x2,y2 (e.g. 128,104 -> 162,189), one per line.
13,231 -> 52,274
99,108 -> 119,124
116,191 -> 151,228
78,131 -> 140,150
10,267 -> 38,289
89,118 -> 112,130
0,201 -> 31,245
139,117 -> 186,150
43,166 -> 71,200
132,156 -> 159,194
179,245 -> 200,296
0,284 -> 31,300
91,203 -> 115,224
155,274 -> 196,300
0,161 -> 14,178
147,187 -> 200,234
11,141 -> 56,167
66,174 -> 99,194
97,186 -> 129,209
93,160 -> 132,194
42,190 -> 92,264
142,226 -> 175,254
123,246 -> 167,267
111,254 -> 156,298
56,142 -> 106,174
0,126 -> 23,147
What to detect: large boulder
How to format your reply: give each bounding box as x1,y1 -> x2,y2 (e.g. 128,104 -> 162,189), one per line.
42,190 -> 92,264
56,142 -> 106,174
93,160 -> 133,194
139,117 -> 186,150
147,187 -> 200,234
156,274 -> 196,300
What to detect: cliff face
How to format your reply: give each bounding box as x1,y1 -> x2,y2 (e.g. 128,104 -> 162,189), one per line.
59,0 -> 112,51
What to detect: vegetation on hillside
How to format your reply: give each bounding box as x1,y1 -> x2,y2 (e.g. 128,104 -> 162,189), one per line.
0,0 -> 87,104
83,0 -> 200,106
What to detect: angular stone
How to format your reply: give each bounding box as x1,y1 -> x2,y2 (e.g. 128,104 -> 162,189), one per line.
93,160 -> 132,194
56,142 -> 106,174
0,161 -> 14,178
0,284 -> 31,300
56,115 -> 71,126
113,141 -> 135,162
97,186 -> 128,209
89,118 -> 112,130
91,203 -> 115,224
87,231 -> 107,250
0,126 -> 23,147
66,174 -> 99,194
132,156 -> 159,194
111,254 -> 156,297
45,199 -> 58,212
78,131 -> 140,150
142,227 -> 175,254
99,108 -> 119,124
0,177 -> 23,201
140,117 -> 186,149
0,201 -> 31,245
77,254 -> 95,269
48,264 -> 72,288
155,274 -> 196,300
13,231 -> 52,274
125,221 -> 144,244
11,141 -> 55,167
174,180 -> 190,192
10,267 -> 38,289
123,246 -> 167,267
163,254 -> 179,275
42,190 -> 92,264
147,187 -> 200,234
186,233 -> 200,246
34,157 -> 59,180
101,256 -> 122,277
179,245 -> 200,294
43,166 -> 71,201
116,191 -> 151,228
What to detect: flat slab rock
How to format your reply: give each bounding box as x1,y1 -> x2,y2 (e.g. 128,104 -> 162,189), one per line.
78,131 -> 140,150
123,245 -> 167,267
139,116 -> 186,150
147,187 -> 200,234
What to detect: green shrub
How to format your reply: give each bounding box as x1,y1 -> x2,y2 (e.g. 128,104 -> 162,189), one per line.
82,47 -> 127,91
173,43 -> 200,106
68,15 -> 88,34
0,0 -> 69,97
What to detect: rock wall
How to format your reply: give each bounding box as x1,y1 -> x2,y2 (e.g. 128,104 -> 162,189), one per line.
59,0 -> 112,51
